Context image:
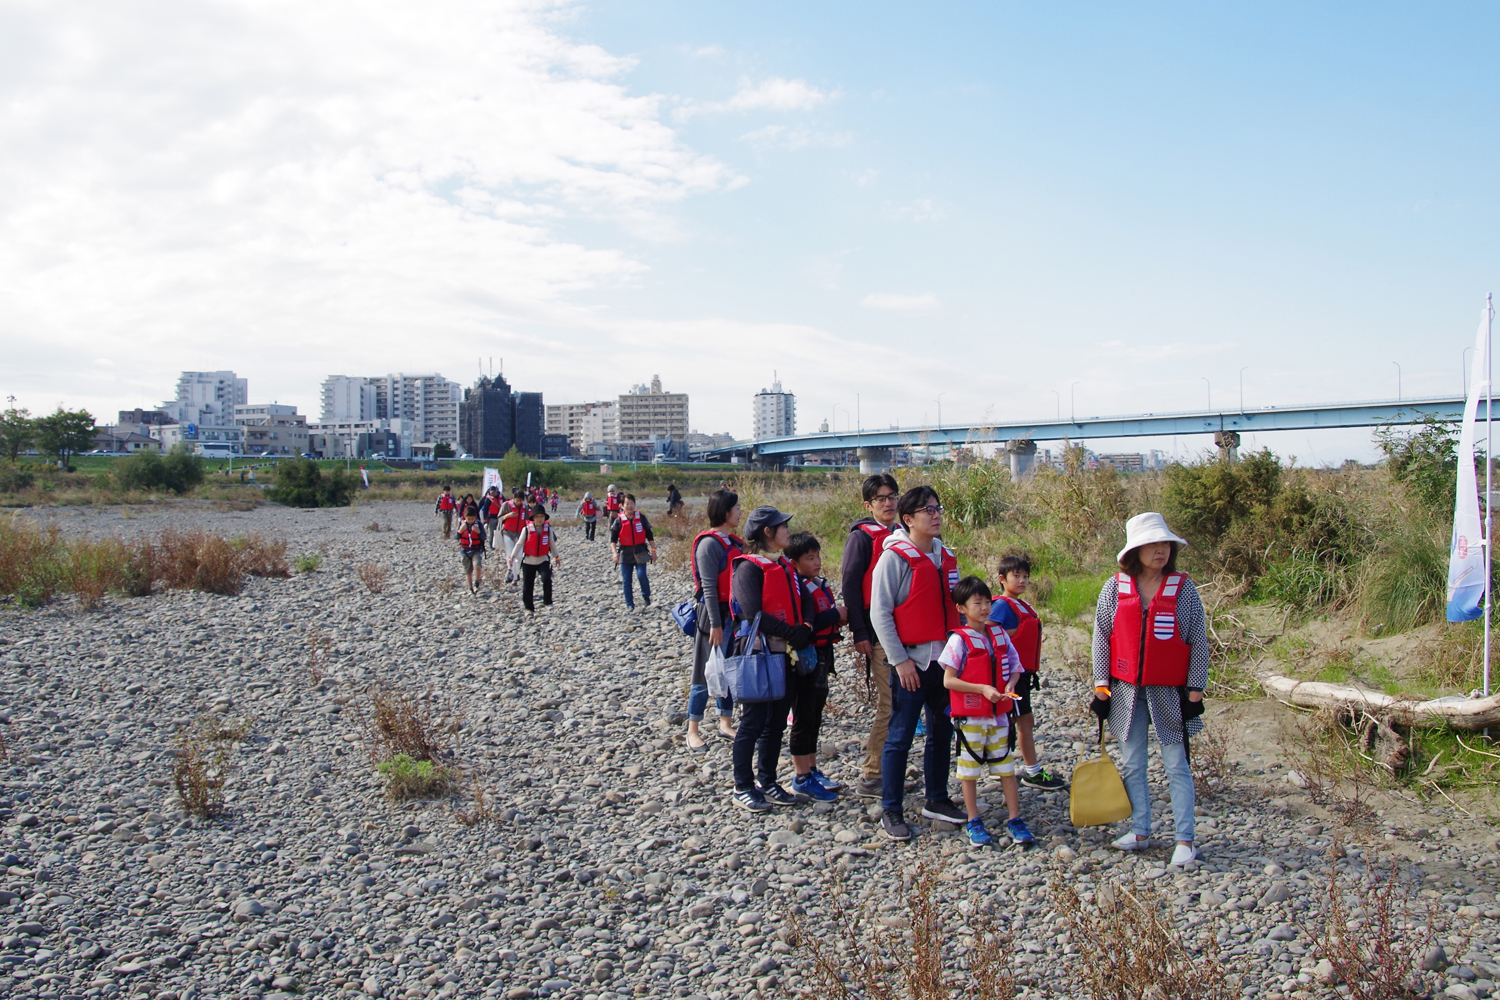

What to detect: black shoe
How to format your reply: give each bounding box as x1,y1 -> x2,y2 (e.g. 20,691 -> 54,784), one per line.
732,789 -> 771,813
758,782 -> 805,807
920,799 -> 967,824
1019,767 -> 1069,791
881,810 -> 911,841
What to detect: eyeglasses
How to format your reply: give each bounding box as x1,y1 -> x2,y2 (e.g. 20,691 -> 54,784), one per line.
917,504 -> 945,516
869,493 -> 897,504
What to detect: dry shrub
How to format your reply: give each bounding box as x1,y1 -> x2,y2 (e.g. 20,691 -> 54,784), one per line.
155,529 -> 288,595
0,517 -> 65,607
233,535 -> 289,578
304,626 -> 330,686
65,537 -> 126,610
356,561 -> 389,594
364,684 -> 456,764
1051,877 -> 1236,1000
172,716 -> 249,819
436,578 -> 455,596
364,521 -> 383,532
655,506 -> 705,576
1302,845 -> 1450,1000
790,860 -> 1014,1000
452,778 -> 495,825
1190,723 -> 1236,799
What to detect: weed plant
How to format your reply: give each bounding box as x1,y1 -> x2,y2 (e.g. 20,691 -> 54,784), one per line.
173,715 -> 251,819
356,561 -> 389,594
294,553 -> 322,573
376,754 -> 457,801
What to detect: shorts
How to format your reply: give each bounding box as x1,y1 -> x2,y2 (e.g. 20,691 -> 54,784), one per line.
954,719 -> 1013,781
1013,670 -> 1036,717
462,551 -> 484,571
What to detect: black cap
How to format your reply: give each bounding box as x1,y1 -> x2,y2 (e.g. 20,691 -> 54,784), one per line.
744,505 -> 793,540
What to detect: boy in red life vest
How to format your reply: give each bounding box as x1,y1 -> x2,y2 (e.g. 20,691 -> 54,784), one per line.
785,532 -> 848,802
841,473 -> 901,800
989,554 -> 1069,792
508,506 -> 561,613
435,485 -> 457,538
455,509 -> 487,595
576,492 -> 599,541
499,488 -> 528,583
481,487 -> 503,550
940,576 -> 1035,848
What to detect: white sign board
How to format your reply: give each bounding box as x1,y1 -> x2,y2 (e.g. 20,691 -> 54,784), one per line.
482,467 -> 501,494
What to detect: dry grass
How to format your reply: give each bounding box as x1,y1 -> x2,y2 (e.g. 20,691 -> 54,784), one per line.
1190,723 -> 1236,799
789,860 -> 1014,1000
363,683 -> 457,764
451,778 -> 495,825
356,561 -> 389,594
172,715 -> 251,819
1277,708 -> 1382,827
1051,877 -> 1236,1000
304,626 -> 331,686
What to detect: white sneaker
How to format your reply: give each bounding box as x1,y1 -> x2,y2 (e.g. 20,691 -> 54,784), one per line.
1112,833 -> 1148,851
1170,844 -> 1199,866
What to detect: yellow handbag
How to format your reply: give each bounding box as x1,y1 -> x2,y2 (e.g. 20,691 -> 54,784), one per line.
1070,718 -> 1133,827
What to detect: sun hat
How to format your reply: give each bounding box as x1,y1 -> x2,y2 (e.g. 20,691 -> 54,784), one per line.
1116,512 -> 1189,564
744,505 -> 794,541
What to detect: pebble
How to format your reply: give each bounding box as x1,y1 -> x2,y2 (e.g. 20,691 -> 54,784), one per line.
0,498 -> 1495,999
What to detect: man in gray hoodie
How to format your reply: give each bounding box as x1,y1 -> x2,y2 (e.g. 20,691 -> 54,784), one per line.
869,485 -> 968,841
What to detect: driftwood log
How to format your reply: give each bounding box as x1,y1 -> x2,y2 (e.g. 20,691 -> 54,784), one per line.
1259,672 -> 1500,730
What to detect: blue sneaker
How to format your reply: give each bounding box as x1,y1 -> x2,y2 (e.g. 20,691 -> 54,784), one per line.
914,716 -> 927,738
792,773 -> 838,801
1005,817 -> 1036,847
964,819 -> 992,847
809,767 -> 840,790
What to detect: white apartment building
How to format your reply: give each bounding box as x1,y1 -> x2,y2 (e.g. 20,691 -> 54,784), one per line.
321,376 -> 378,423
752,379 -> 796,439
317,373 -> 461,447
153,423 -> 244,458
161,371 -> 248,428
546,400 -> 618,457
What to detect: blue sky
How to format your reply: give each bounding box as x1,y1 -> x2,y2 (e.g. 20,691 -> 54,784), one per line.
2,1 -> 1495,460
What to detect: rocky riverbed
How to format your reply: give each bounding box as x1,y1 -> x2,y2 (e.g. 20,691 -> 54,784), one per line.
1,499 -> 1498,1000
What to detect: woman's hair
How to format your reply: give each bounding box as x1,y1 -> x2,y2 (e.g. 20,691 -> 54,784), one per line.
1119,543 -> 1179,577
862,473 -> 900,502
784,532 -> 820,560
706,489 -> 739,527
531,506 -> 550,520
897,485 -> 941,529
746,521 -> 786,554
951,575 -> 992,607
997,553 -> 1031,578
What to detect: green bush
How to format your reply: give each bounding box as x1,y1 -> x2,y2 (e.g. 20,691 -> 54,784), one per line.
267,458 -> 355,507
931,460 -> 1012,528
294,553 -> 322,573
114,444 -> 205,495
1375,414 -> 1459,515
1355,516 -> 1447,633
1255,549 -> 1349,612
376,753 -> 456,801
0,462 -> 35,492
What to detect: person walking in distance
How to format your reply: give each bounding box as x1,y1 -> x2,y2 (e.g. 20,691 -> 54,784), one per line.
990,554 -> 1068,790
685,490 -> 744,750
499,488 -> 527,584
435,484 -> 457,539
604,485 -> 623,528
841,473 -> 901,799
481,487 -> 503,550
729,506 -> 814,812
577,492 -> 600,542
456,508 -> 487,595
508,505 -> 561,613
870,485 -> 968,841
610,493 -> 656,610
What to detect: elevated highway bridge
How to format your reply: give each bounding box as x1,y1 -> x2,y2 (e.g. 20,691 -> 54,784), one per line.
693,394 -> 1468,472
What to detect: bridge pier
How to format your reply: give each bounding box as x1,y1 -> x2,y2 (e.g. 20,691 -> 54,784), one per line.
858,447 -> 891,475
1214,431 -> 1241,463
1004,439 -> 1037,481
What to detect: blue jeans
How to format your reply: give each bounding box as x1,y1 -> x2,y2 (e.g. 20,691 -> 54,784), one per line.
687,684 -> 733,723
620,561 -> 651,608
880,662 -> 953,813
1118,689 -> 1196,843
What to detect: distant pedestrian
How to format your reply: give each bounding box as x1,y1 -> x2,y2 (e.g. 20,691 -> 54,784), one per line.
666,483 -> 683,516
609,493 -> 655,610
577,492 -> 599,541
435,484 -> 457,539
509,506 -> 561,613
456,509 -> 487,595
481,487 -> 503,550
604,484 -> 623,527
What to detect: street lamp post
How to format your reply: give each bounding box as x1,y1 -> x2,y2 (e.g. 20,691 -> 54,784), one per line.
1392,361 -> 1402,401
1239,367 -> 1249,413
1201,377 -> 1211,411
1050,389 -> 1061,421
1069,381 -> 1081,423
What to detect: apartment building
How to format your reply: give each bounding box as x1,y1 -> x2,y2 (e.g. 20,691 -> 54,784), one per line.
234,404 -> 310,457
161,371 -> 247,428
752,379 -> 796,439
616,376 -> 688,458
545,400 -> 618,457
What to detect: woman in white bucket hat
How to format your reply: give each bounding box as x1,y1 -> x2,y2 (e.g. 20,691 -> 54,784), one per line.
1090,512 -> 1209,867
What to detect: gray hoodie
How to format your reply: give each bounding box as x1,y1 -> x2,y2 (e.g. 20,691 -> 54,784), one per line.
868,527 -> 954,670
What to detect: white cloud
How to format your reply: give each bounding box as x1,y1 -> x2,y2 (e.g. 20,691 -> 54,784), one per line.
854,168 -> 879,188
676,76 -> 838,119
739,124 -> 853,151
892,198 -> 946,222
688,44 -> 726,59
862,293 -> 941,311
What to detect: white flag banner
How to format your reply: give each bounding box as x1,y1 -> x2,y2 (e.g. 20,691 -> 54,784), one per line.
1447,303 -> 1490,622
482,467 -> 501,494
360,466 -> 370,489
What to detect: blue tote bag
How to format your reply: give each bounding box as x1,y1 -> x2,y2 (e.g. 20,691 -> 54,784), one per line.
724,613 -> 787,704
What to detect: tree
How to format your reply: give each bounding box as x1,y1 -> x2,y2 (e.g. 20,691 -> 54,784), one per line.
116,444 -> 205,495
498,444 -> 540,489
0,398 -> 34,462
434,441 -> 456,459
33,407 -> 95,470
267,458 -> 354,507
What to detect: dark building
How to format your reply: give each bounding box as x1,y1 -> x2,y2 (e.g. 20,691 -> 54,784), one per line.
118,408 -> 172,426
514,392 -> 544,457
460,375 -> 516,459
540,433 -> 570,460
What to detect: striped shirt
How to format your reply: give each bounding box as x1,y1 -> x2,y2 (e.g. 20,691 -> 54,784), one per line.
1091,575 -> 1210,746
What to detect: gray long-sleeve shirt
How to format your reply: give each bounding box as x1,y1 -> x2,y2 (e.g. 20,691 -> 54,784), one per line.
1091,574 -> 1209,745
868,527 -> 953,670
693,532 -> 739,630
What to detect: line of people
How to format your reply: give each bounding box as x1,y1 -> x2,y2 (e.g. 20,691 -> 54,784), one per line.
435,483 -> 561,612
683,476 -> 1207,859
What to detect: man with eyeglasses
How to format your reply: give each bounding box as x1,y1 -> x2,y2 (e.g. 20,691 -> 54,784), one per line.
841,473 -> 901,799
868,485 -> 967,840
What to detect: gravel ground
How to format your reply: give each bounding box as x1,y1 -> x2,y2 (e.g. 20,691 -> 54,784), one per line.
1,499 -> 1498,1000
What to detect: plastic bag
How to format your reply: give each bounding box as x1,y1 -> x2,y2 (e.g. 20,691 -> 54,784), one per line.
706,643 -> 729,699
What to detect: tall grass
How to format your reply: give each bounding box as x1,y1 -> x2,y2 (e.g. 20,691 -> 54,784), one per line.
1355,516 -> 1447,633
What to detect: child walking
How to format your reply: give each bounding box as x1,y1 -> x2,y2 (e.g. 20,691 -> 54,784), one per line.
786,533 -> 847,801
435,484 -> 457,538
990,554 -> 1068,790
456,509 -> 487,595
508,506 -> 561,612
577,493 -> 599,541
940,576 -> 1035,848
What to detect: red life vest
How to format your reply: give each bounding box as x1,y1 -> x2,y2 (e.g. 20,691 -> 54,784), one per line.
855,521 -> 894,607
949,624 -> 1014,718
501,500 -> 526,533
523,523 -> 552,558
1109,572 -> 1192,687
884,537 -> 960,646
691,530 -> 744,603
802,576 -> 840,647
437,493 -> 456,512
580,498 -> 598,517
605,494 -> 622,512
485,496 -> 503,518
456,524 -> 485,551
617,513 -> 648,547
732,553 -> 803,626
996,595 -> 1041,673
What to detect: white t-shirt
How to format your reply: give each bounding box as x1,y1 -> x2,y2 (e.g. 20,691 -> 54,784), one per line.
938,629 -> 1021,727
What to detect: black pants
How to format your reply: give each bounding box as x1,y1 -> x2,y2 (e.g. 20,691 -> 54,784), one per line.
521,562 -> 552,611
583,519 -> 596,541
787,646 -> 832,757
733,689 -> 793,793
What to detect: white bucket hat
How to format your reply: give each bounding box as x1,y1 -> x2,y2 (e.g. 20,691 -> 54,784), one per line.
1117,512 -> 1189,563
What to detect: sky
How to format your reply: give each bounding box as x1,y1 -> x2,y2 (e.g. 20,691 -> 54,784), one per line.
3,0 -> 1498,461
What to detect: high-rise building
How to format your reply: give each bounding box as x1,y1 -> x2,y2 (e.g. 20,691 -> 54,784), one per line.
752,379 -> 796,439
617,376 -> 688,458
321,376 -> 378,423
459,375 -> 516,459
546,400 -> 618,457
366,373 -> 461,447
515,392 -> 544,457
161,371 -> 247,427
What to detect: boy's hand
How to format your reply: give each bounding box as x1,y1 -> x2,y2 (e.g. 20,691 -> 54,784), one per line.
893,659 -> 921,691
981,685 -> 1003,704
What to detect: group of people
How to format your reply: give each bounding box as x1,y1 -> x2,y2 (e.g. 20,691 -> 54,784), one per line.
575,484 -> 661,611
683,474 -> 1207,861
434,483 -> 561,612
